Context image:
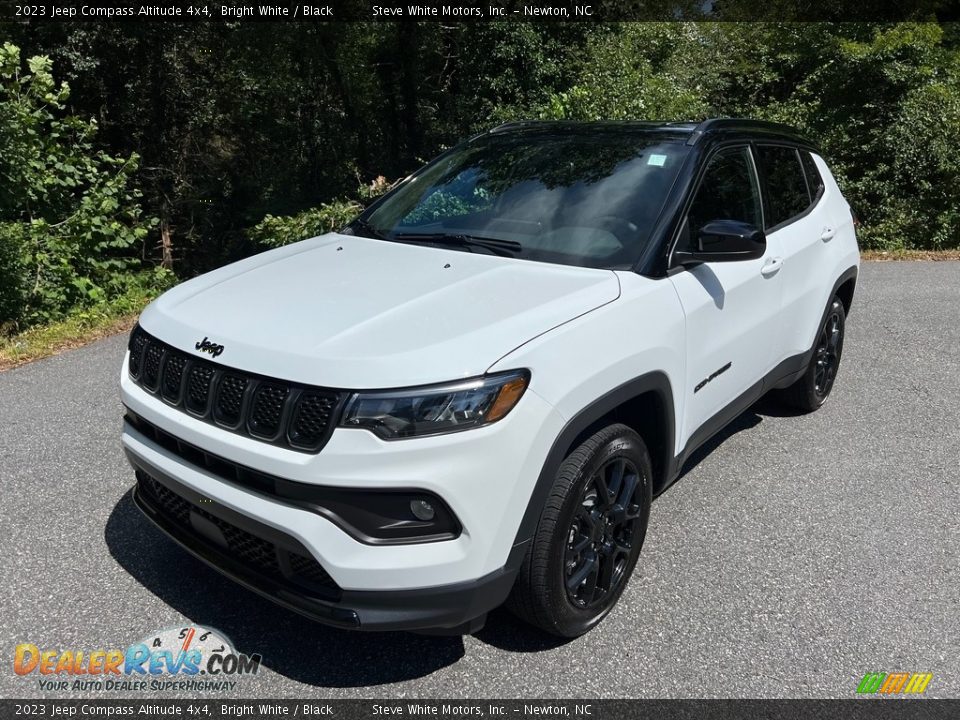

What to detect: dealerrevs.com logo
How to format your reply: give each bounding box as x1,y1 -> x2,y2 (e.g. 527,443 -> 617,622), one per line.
14,626 -> 261,693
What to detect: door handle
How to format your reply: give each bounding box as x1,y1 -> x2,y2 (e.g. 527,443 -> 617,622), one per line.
760,257 -> 783,277
821,226 -> 836,242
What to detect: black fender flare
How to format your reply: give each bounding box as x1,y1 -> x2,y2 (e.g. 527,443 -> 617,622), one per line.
765,264 -> 859,391
832,265 -> 858,315
506,371 -> 675,568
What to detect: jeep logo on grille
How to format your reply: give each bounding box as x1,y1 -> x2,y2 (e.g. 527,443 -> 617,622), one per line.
195,337 -> 225,358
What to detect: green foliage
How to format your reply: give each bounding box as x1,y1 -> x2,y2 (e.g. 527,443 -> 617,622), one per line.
534,23 -> 960,250
725,23 -> 960,250
0,224 -> 24,327
539,25 -> 710,121
249,176 -> 398,249
0,276 -> 169,369
877,79 -> 960,249
402,186 -> 493,226
0,43 -> 158,330
2,20 -> 958,313
249,200 -> 364,249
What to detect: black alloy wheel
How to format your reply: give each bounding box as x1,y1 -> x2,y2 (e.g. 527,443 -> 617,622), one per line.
782,295 -> 847,412
564,457 -> 645,609
814,302 -> 844,398
507,423 -> 652,637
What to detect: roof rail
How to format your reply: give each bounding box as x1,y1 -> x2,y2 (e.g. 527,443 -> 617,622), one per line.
483,117 -> 812,148
489,120 -> 556,134
686,117 -> 805,145
489,119 -> 701,134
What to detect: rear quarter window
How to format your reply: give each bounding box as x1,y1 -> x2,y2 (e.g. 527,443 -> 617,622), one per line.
800,151 -> 825,201
757,145 -> 810,229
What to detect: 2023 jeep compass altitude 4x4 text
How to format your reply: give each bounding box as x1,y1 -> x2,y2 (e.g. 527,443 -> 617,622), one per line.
121,119 -> 859,637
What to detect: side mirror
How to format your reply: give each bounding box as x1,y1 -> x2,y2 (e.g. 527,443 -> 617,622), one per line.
674,219 -> 766,266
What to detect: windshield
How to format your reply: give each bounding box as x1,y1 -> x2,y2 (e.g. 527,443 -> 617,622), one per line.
353,131 -> 690,269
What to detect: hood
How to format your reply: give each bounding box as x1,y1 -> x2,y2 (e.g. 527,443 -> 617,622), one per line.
139,233 -> 620,388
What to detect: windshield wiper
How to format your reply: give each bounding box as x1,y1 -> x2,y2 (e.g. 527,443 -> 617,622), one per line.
391,233 -> 523,257
347,218 -> 389,241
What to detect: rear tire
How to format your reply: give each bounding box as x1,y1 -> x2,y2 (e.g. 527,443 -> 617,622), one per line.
782,295 -> 846,412
507,423 -> 652,637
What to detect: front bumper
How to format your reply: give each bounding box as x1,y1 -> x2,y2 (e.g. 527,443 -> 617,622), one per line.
120,355 -> 565,630
121,388 -> 562,589
129,456 -> 517,632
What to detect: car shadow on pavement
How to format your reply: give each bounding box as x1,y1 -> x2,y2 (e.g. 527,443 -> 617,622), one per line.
104,490 -> 466,688
473,609 -> 571,652
670,392 -> 803,486
673,407 -> 763,485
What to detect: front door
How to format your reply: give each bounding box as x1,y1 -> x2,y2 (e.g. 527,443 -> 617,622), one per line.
669,145 -> 784,451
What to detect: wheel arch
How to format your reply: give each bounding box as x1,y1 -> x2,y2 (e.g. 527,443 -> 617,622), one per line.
802,265 -> 858,358
836,273 -> 857,316
510,372 -> 675,557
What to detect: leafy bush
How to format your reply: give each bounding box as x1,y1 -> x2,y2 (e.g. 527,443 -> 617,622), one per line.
249,176 -> 396,249
749,23 -> 960,250
538,25 -> 710,122
248,199 -> 363,250
0,43 -> 157,329
0,224 -> 24,331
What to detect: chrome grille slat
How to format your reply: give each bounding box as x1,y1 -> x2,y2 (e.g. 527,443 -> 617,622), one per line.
127,326 -> 342,453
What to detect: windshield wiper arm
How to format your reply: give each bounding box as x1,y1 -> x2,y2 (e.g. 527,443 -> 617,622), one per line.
348,218 -> 389,241
391,233 -> 522,257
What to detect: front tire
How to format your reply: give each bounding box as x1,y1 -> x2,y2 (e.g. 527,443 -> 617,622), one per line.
507,423 -> 652,637
783,295 -> 846,412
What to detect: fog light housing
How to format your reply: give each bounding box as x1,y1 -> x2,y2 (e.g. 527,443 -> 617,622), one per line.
410,498 -> 436,522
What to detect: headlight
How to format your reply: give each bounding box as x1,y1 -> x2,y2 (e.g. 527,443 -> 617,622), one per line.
340,370 -> 530,439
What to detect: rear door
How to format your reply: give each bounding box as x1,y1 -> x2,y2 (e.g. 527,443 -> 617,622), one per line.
755,145 -> 836,360
669,145 -> 784,451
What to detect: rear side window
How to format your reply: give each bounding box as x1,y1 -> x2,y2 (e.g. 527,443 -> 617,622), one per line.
800,151 -> 824,201
757,145 -> 809,229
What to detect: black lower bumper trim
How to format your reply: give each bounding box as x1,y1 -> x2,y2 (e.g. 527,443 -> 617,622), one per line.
126,449 -> 520,632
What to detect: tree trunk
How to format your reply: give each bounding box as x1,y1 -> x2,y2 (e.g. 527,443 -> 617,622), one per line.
160,221 -> 173,270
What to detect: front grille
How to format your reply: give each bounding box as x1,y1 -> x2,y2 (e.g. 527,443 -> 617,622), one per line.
249,384 -> 289,438
140,342 -> 164,390
290,392 -> 339,448
129,331 -> 148,376
146,476 -> 192,526
128,325 -> 343,453
161,353 -> 187,403
214,374 -> 248,426
219,522 -> 281,576
289,552 -> 335,586
186,364 -> 216,414
138,471 -> 340,599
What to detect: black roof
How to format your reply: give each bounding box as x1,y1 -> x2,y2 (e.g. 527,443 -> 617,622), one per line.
486,118 -> 814,149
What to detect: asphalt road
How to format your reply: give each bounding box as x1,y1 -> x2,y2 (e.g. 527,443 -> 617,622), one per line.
2,261 -> 958,700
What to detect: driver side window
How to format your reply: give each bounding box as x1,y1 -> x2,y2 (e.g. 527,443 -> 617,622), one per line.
680,147 -> 762,251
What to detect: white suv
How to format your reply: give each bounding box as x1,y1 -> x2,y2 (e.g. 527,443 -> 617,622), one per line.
121,119 -> 859,637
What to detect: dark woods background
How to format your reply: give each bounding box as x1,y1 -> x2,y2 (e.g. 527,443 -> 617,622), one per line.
1,21 -> 959,330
